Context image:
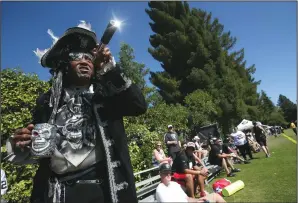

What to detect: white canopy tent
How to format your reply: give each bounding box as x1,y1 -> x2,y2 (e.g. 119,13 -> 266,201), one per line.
237,119 -> 254,131
237,119 -> 267,131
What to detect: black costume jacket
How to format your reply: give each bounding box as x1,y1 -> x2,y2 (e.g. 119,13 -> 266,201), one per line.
29,65 -> 147,203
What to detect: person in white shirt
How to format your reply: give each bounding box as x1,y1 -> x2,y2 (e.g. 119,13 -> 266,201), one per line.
1,169 -> 8,196
230,129 -> 253,161
156,163 -> 226,203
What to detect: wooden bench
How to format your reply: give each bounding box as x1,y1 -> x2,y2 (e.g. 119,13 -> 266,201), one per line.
135,157 -> 222,202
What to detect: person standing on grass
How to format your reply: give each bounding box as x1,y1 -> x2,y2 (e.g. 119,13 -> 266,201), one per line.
290,121 -> 297,135
164,125 -> 181,161
252,121 -> 271,158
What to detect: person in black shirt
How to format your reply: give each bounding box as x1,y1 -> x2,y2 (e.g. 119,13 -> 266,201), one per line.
252,122 -> 270,158
172,142 -> 209,198
222,138 -> 250,164
208,138 -> 240,177
164,125 -> 181,161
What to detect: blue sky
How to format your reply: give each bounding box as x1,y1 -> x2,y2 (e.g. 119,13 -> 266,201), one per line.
1,2 -> 296,104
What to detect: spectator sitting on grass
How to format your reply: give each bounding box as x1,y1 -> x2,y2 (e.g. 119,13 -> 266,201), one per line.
152,141 -> 172,167
208,137 -> 241,177
156,163 -> 226,203
222,137 -> 250,164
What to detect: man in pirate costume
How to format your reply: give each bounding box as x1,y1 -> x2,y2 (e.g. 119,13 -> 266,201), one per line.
5,24 -> 147,203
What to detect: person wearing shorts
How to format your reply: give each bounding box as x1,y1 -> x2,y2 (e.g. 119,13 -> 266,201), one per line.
172,142 -> 209,198
253,121 -> 270,158
208,138 -> 240,177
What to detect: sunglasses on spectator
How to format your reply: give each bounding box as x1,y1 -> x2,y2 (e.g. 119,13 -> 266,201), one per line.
69,52 -> 94,62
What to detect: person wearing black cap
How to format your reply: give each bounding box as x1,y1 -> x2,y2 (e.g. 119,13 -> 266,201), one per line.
252,121 -> 270,158
208,137 -> 240,177
6,23 -> 147,203
164,125 -> 181,161
172,142 -> 209,198
222,138 -> 250,164
156,163 -> 226,203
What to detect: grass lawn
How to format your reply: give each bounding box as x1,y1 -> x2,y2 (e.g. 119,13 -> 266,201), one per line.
205,129 -> 297,202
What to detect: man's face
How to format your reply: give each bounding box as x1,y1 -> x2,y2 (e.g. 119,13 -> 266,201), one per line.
186,147 -> 194,156
68,52 -> 95,83
168,127 -> 173,132
216,139 -> 223,146
160,171 -> 172,185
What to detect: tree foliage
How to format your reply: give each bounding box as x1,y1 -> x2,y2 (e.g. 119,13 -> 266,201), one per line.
277,94 -> 297,123
142,102 -> 189,134
267,108 -> 287,126
1,68 -> 50,203
145,1 -> 261,133
257,90 -> 275,123
118,42 -> 162,108
1,5 -> 292,201
118,42 -> 149,90
184,90 -> 217,127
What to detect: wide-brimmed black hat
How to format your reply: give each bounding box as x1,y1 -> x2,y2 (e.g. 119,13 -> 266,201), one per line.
41,27 -> 98,69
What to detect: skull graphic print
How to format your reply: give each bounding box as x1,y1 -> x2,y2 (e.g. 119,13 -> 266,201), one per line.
31,123 -> 59,158
54,88 -> 97,167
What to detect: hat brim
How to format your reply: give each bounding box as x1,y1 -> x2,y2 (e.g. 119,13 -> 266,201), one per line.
160,169 -> 171,173
41,27 -> 97,68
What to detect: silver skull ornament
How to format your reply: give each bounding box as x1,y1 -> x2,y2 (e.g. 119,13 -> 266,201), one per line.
31,123 -> 59,158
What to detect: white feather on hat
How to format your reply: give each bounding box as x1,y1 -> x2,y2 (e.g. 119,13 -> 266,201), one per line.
33,20 -> 93,63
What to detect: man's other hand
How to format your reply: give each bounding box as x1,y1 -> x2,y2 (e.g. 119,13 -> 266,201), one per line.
13,124 -> 34,148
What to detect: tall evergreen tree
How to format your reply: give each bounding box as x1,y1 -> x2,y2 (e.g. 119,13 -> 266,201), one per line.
118,42 -> 162,106
277,94 -> 297,123
145,2 -> 260,133
118,42 -> 149,89
257,90 -> 275,123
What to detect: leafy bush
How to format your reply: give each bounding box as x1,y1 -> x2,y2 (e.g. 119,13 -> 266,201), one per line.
1,68 -> 50,203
